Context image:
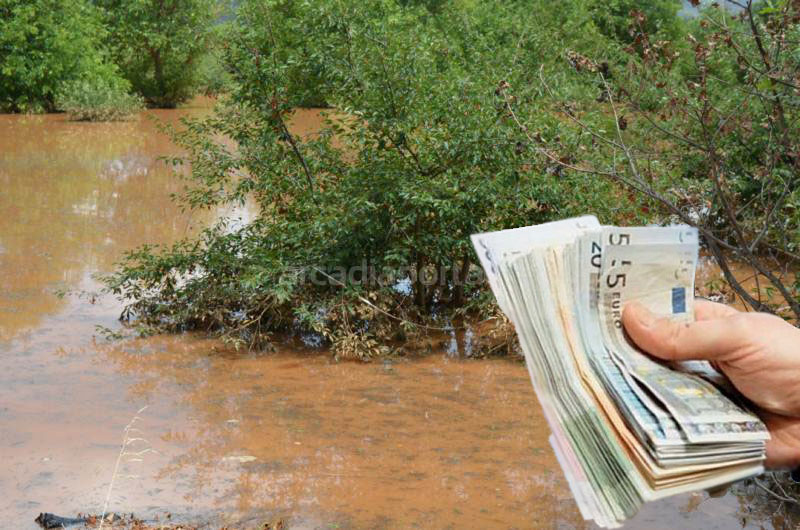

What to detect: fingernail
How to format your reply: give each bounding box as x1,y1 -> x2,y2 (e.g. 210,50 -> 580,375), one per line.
629,302 -> 655,328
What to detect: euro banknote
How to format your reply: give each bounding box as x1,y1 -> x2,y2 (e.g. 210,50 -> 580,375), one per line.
471,216 -> 768,528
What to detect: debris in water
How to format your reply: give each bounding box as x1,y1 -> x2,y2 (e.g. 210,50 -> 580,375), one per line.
36,512 -> 93,528
35,512 -> 119,528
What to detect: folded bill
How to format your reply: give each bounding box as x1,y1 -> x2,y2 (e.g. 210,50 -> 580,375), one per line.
471,216 -> 768,528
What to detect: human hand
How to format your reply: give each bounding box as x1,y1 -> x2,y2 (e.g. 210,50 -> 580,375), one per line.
622,299 -> 800,469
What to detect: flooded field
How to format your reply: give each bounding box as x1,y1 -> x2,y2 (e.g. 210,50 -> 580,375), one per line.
0,103 -> 796,529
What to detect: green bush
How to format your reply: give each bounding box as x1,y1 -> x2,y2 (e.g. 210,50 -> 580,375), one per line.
104,0 -> 646,357
55,78 -> 144,121
0,0 -> 120,112
96,0 -> 219,108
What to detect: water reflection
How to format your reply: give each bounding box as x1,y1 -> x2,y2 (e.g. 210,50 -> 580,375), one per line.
100,336 -> 583,528
0,105 -> 213,341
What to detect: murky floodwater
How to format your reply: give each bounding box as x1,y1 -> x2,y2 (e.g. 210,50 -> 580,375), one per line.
0,103 -> 794,529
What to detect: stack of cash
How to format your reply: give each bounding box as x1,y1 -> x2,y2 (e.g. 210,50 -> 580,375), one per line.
471,216 -> 768,528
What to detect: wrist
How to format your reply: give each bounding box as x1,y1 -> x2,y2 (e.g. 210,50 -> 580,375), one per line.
764,412 -> 800,470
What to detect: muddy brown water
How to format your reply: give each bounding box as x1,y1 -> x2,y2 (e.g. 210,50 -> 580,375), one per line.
0,103 -> 793,529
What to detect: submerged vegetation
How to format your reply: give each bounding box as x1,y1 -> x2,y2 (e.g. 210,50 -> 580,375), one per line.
55,77 -> 144,121
104,0 -> 662,357
103,0 -> 796,358
105,0 -> 799,358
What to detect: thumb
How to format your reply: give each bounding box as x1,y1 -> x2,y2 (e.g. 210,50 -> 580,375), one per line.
622,302 -> 746,362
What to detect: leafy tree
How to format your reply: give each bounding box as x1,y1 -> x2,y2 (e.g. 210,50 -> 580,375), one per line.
97,0 -> 219,107
0,0 -> 123,112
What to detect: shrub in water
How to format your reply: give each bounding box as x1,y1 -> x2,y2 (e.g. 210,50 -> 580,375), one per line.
104,0 -> 646,357
55,78 -> 144,121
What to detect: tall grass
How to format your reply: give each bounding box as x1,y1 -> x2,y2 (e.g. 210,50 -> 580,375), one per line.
99,405 -> 152,529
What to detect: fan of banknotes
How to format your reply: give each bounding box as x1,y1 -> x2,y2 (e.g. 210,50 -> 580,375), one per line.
471,216 -> 768,528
